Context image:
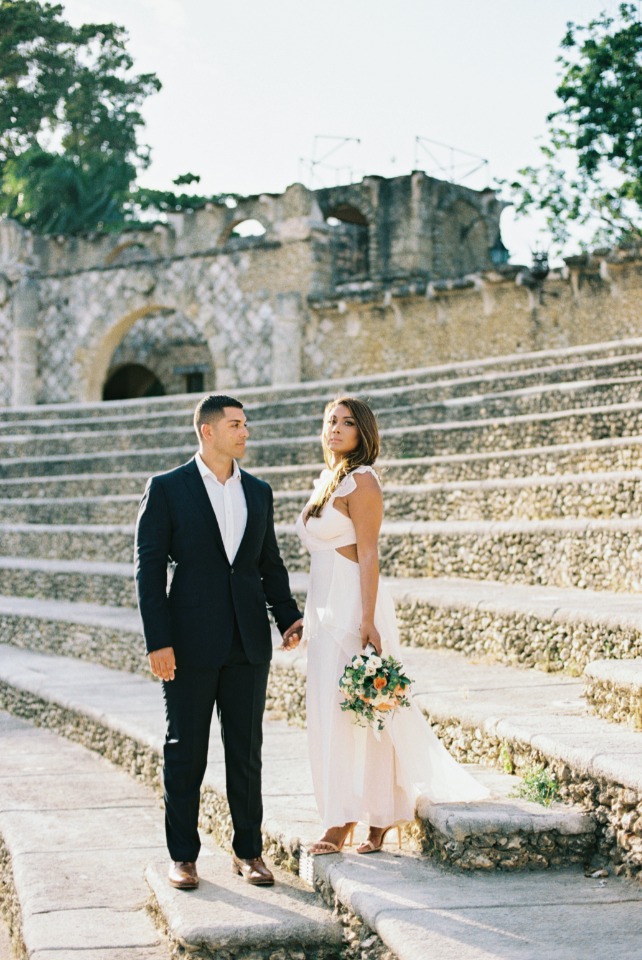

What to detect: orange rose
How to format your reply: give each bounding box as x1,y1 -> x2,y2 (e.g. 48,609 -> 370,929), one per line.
373,676 -> 387,690
375,702 -> 394,711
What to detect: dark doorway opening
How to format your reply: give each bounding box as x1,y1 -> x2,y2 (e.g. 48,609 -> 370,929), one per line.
185,371 -> 205,393
102,364 -> 165,401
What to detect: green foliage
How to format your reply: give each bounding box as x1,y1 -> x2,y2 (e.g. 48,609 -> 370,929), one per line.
513,766 -> 560,807
3,145 -> 127,234
130,182 -> 236,217
0,0 -> 160,232
500,742 -> 515,775
507,3 -> 642,252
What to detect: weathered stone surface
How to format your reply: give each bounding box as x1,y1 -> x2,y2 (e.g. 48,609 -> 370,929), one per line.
147,854 -> 341,959
585,659 -> 642,727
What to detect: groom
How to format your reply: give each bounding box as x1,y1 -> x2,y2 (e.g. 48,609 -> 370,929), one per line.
135,394 -> 303,890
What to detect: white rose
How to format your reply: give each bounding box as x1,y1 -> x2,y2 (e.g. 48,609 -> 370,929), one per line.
352,656 -> 364,668
365,662 -> 377,676
369,655 -> 382,669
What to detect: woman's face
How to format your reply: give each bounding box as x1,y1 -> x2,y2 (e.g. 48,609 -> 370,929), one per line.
324,403 -> 360,460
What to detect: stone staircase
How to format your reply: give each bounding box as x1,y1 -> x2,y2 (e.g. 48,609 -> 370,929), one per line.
2,336 -> 642,958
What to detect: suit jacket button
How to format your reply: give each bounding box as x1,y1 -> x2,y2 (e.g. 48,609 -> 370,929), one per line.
230,567 -> 234,574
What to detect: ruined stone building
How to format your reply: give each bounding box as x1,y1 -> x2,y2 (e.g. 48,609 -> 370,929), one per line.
0,169 -> 641,408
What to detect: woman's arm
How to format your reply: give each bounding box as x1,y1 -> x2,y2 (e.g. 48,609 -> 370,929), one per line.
347,472 -> 384,654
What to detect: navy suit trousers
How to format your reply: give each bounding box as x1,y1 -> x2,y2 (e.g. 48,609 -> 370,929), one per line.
161,625 -> 271,861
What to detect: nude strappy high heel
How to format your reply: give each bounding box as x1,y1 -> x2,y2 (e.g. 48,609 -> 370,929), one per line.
306,822 -> 356,855
356,824 -> 402,854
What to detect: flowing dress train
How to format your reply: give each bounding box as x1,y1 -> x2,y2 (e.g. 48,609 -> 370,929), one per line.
296,465 -> 488,830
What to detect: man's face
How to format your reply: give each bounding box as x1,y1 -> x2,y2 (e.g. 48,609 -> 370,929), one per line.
201,407 -> 249,460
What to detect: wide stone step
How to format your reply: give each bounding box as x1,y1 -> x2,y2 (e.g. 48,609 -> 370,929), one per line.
4,431 -> 642,496
4,430 -> 642,487
6,468 -> 642,526
8,396 -> 642,463
146,849 -> 341,959
4,649 -> 639,959
5,353 -> 642,434
4,517 -> 642,593
0,470 -> 153,499
0,557 -> 137,608
0,494 -> 142,525
281,518 -> 642,593
584,659 -> 642,729
0,594 -> 145,674
4,369 -> 642,441
0,644 -> 597,876
4,334 -> 642,425
3,572 -> 642,677
0,712 -> 340,960
0,444 -> 192,479
0,712 -> 171,960
276,470 -> 642,524
4,400 -> 642,480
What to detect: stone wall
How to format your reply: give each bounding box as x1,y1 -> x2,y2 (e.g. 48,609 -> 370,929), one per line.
1,168 -> 642,408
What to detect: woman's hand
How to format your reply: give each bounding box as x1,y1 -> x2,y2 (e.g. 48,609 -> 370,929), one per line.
360,622 -> 382,656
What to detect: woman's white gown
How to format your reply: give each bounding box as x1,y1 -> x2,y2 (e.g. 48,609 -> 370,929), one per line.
296,465 -> 488,830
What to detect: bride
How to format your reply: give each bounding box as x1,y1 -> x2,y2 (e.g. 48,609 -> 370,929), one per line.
285,396 -> 488,855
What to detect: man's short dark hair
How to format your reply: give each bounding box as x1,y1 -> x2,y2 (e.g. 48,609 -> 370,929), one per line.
193,395 -> 244,439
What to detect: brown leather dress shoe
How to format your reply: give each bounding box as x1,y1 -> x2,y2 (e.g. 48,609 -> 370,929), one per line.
231,854 -> 275,886
168,860 -> 199,889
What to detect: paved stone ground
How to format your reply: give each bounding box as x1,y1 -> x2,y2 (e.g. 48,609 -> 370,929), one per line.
3,645 -> 642,958
1,704 -> 642,960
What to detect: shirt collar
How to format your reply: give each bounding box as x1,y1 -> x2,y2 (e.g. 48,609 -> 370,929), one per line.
195,453 -> 241,485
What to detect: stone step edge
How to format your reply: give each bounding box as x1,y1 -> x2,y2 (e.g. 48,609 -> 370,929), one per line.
6,333 -> 642,417
6,394 -> 642,450
4,369 -> 642,440
5,515 -> 642,536
0,712 -> 341,960
0,716 -> 171,960
6,465 -> 642,507
144,853 -> 343,958
4,573 -> 642,636
2,575 -> 642,682
3,431 -> 642,477
584,659 -> 642,729
0,653 -> 597,874
0,660 -> 614,885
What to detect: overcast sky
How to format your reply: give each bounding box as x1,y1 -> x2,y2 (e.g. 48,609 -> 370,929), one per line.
62,0 -> 629,264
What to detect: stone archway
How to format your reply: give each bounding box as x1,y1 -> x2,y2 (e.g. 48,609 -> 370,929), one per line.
76,303 -> 216,402
81,304 -> 174,403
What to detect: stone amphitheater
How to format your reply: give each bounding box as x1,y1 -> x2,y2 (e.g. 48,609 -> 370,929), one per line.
2,336 -> 642,958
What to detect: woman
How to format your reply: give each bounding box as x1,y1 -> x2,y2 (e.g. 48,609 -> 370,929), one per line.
288,396 -> 488,855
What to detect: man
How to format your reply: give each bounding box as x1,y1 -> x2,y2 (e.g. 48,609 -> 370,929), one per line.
135,395 -> 303,890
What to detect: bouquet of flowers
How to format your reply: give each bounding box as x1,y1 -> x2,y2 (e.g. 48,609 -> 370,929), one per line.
339,650 -> 412,731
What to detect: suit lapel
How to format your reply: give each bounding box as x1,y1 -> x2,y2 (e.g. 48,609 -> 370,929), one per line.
182,457 -> 227,559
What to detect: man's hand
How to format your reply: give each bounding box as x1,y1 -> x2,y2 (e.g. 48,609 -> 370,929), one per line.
280,618 -> 304,651
148,646 -> 176,681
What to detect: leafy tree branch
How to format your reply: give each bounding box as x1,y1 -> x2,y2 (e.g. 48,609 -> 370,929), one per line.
506,3 -> 642,254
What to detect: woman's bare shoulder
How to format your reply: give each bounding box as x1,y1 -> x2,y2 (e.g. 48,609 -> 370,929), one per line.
350,468 -> 382,497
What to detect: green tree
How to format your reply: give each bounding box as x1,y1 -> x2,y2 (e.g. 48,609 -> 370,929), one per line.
508,3 -> 642,253
0,0 -> 161,233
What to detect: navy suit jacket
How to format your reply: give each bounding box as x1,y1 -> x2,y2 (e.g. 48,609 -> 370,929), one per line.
134,456 -> 301,668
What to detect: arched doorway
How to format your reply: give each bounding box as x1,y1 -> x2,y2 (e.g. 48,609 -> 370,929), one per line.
102,363 -> 165,401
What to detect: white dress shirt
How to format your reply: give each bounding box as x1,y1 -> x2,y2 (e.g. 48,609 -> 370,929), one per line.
195,454 -> 248,563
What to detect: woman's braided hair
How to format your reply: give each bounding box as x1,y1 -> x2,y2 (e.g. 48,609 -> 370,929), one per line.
306,396 -> 380,519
